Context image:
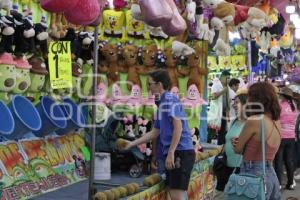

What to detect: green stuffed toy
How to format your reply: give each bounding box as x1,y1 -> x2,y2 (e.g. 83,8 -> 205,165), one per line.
11,57 -> 32,95
27,56 -> 48,104
142,91 -> 157,120
0,53 -> 17,103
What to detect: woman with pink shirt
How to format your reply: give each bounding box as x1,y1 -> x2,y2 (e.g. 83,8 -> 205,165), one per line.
274,87 -> 298,190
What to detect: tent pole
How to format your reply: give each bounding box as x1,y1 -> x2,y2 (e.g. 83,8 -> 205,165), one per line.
88,26 -> 99,200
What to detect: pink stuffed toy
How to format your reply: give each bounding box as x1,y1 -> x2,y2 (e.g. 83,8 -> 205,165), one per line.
40,0 -> 79,13
64,0 -> 100,25
96,83 -> 108,103
127,85 -> 143,107
113,0 -> 127,10
143,91 -> 156,107
181,84 -> 207,108
107,83 -> 127,106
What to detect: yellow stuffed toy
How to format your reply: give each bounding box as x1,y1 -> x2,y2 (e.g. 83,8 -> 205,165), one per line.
125,10 -> 146,46
101,10 -> 126,43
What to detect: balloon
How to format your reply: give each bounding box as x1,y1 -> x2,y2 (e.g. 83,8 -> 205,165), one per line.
40,0 -> 79,13
64,0 -> 100,26
139,0 -> 173,27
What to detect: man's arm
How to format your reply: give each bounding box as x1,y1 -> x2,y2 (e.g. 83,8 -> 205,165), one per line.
165,118 -> 182,170
126,128 -> 160,149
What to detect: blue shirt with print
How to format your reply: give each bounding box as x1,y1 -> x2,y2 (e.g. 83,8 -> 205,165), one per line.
154,92 -> 193,155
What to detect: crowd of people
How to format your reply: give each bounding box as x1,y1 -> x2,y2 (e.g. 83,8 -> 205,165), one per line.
121,68 -> 300,200
210,71 -> 300,200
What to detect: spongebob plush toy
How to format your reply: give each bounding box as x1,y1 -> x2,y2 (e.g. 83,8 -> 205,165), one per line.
101,9 -> 126,44
125,9 -> 146,46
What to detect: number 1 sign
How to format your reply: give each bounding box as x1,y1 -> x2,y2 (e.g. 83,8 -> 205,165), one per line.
48,41 -> 73,89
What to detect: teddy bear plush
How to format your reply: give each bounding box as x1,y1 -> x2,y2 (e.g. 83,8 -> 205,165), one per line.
101,43 -> 121,86
122,44 -> 141,91
140,44 -> 157,75
187,45 -> 209,95
163,47 -> 179,88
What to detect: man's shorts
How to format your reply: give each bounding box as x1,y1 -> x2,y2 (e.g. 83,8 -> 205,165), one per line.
165,150 -> 195,190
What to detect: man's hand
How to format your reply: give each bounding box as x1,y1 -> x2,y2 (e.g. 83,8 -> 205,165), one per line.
165,152 -> 175,170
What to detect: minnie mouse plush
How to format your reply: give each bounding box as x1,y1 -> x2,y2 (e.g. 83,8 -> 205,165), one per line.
122,115 -> 136,139
137,116 -> 152,136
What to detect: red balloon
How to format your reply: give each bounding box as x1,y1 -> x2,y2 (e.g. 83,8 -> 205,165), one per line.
40,0 -> 79,13
64,0 -> 100,25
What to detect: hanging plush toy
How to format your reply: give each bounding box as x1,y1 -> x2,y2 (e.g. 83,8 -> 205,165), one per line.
27,57 -> 48,104
121,115 -> 136,138
0,53 -> 16,102
126,84 -> 144,116
163,47 -> 179,88
33,16 -> 49,59
122,44 -> 141,91
11,6 -> 35,58
125,9 -> 146,46
0,15 -> 15,54
70,62 -> 83,101
142,90 -> 157,120
96,83 -> 108,104
101,9 -> 126,43
191,127 -> 202,153
141,44 -> 157,75
187,45 -> 208,95
107,83 -> 128,111
101,43 -> 122,87
11,57 -> 32,95
181,84 -> 207,129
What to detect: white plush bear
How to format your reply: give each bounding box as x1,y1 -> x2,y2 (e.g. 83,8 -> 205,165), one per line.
186,0 -> 196,23
247,7 -> 268,29
172,41 -> 195,57
213,38 -> 231,56
196,14 -> 215,43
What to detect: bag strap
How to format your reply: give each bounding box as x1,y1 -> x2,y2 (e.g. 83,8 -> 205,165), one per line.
261,118 -> 266,177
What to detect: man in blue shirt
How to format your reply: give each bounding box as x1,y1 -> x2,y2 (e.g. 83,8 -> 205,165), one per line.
125,69 -> 195,200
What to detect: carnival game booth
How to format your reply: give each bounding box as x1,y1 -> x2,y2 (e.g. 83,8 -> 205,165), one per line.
0,0 -> 298,199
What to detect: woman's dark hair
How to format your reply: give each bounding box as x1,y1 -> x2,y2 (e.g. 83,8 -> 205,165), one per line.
229,78 -> 240,87
235,93 -> 248,105
281,94 -> 296,112
247,82 -> 281,120
148,69 -> 170,90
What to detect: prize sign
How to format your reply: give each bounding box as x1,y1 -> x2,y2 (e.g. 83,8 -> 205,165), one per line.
48,41 -> 72,89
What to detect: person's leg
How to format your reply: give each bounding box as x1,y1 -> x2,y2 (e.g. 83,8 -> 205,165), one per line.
274,140 -> 285,185
284,139 -> 295,188
165,151 -> 195,200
